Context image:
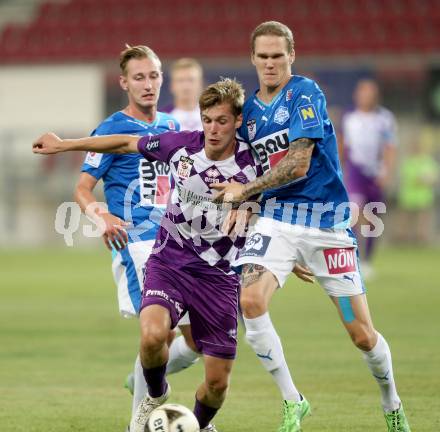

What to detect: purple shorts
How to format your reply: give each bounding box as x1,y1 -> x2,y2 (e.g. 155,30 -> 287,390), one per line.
140,255 -> 239,360
345,161 -> 383,206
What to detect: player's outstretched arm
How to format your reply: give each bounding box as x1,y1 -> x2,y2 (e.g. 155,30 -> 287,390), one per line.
75,173 -> 129,251
212,137 -> 315,203
32,132 -> 140,155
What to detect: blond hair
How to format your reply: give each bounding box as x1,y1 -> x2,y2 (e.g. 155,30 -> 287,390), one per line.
251,21 -> 294,53
170,57 -> 203,77
199,78 -> 244,117
119,44 -> 162,75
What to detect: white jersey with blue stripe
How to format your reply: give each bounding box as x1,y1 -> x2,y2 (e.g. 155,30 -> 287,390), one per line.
81,111 -> 180,242
239,75 -> 350,229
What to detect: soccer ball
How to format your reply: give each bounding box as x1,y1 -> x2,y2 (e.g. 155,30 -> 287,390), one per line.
146,403 -> 200,432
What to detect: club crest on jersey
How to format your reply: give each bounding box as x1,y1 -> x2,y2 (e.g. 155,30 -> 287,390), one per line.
177,156 -> 194,179
323,248 -> 356,274
167,119 -> 176,130
298,103 -> 320,129
84,151 -> 103,168
286,89 -> 293,101
240,233 -> 271,257
145,138 -> 160,152
204,167 -> 221,184
233,172 -> 248,184
247,119 -> 257,140
274,106 -> 290,125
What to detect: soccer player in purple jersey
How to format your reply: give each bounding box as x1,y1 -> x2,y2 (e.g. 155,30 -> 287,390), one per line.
33,78 -> 260,432
212,21 -> 410,432
72,44 -> 199,425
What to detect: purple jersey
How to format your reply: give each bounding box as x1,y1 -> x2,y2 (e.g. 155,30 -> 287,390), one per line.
137,131 -> 261,273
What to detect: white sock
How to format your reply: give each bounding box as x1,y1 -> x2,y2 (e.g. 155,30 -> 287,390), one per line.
166,335 -> 200,375
361,333 -> 401,412
244,312 -> 301,402
132,354 -> 147,417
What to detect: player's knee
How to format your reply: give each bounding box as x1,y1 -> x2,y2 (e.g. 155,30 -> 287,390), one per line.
351,327 -> 377,351
240,292 -> 266,318
141,325 -> 168,352
205,375 -> 229,400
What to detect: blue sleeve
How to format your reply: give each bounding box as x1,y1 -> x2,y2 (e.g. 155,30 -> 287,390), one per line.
137,131 -> 183,163
288,83 -> 326,143
237,124 -> 248,142
80,123 -> 115,180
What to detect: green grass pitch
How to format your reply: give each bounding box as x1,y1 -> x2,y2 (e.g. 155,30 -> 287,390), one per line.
1,246 -> 439,431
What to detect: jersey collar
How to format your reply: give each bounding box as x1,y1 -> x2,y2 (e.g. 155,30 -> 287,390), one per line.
254,75 -> 296,108
119,111 -> 161,129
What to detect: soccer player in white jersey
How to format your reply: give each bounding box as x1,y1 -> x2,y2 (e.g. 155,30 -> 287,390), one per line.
163,57 -> 204,131
33,78 -> 260,432
73,45 -> 199,425
212,21 -> 410,432
342,79 -> 397,278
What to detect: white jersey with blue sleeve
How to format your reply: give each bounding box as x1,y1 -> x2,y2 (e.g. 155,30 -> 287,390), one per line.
239,75 -> 350,229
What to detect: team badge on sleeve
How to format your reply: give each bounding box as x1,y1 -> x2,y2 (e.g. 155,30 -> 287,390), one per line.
177,156 -> 194,179
84,151 -> 103,168
167,119 -> 176,130
274,106 -> 290,125
298,104 -> 320,129
247,119 -> 257,140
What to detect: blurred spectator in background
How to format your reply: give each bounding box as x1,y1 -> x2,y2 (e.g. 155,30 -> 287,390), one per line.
396,141 -> 439,244
342,79 -> 397,278
163,57 -> 204,131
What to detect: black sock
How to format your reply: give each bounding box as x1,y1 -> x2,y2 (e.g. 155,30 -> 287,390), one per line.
142,363 -> 167,398
193,398 -> 219,429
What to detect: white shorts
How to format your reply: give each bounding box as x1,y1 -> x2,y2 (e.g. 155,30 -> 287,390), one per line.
111,240 -> 190,325
235,217 -> 366,297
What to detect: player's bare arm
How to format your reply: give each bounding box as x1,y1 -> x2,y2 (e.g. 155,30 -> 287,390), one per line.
212,137 -> 315,203
32,132 -> 140,155
75,173 -> 128,251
